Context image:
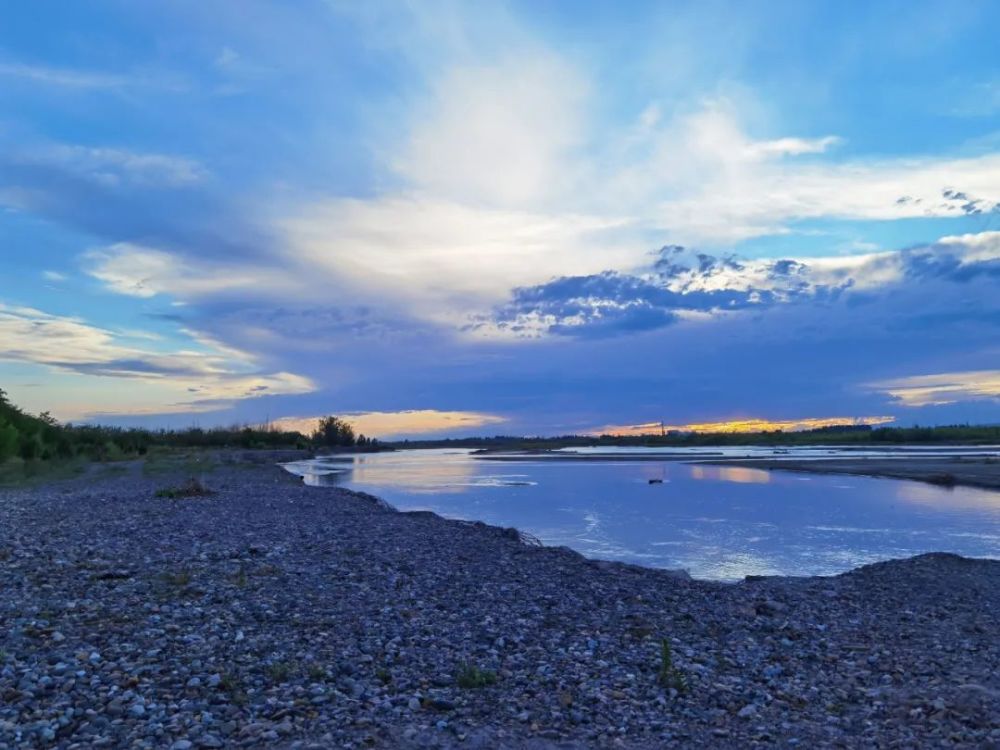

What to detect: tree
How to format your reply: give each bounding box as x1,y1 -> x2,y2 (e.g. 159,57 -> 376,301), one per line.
312,416 -> 356,447
0,422 -> 17,461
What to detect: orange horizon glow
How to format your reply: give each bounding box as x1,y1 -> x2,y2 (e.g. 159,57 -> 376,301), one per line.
271,409 -> 507,440
592,415 -> 896,436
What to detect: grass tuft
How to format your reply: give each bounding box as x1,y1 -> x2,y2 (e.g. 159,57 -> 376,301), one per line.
265,660 -> 296,683
155,477 -> 213,499
218,672 -> 248,705
657,638 -> 688,693
456,662 -> 497,689
160,569 -> 193,587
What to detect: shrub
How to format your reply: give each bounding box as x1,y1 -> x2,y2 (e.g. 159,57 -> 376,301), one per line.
456,663 -> 497,689
155,478 -> 213,499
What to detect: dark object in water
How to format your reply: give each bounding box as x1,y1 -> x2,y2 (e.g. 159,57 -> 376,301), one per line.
648,478 -> 664,484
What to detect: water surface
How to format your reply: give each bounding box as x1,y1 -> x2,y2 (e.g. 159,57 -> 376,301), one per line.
282,448 -> 1000,580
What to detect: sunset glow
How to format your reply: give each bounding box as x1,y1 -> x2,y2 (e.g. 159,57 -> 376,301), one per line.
594,416 -> 897,437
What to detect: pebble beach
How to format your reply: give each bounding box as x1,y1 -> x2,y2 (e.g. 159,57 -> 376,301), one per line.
2,461 -> 999,748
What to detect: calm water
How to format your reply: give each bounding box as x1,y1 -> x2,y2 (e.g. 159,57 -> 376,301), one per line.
282,448 -> 1000,581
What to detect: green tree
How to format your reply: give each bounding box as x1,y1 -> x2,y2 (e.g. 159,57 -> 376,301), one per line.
0,422 -> 18,461
312,416 -> 356,447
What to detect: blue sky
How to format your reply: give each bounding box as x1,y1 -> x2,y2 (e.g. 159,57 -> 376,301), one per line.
1,0 -> 998,437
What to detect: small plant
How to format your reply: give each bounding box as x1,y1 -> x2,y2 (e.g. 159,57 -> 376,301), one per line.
160,569 -> 193,587
230,566 -> 249,588
375,667 -> 392,685
456,663 -> 497,689
307,663 -> 327,681
155,478 -> 212,499
265,661 -> 296,683
218,672 -> 248,705
657,638 -> 687,693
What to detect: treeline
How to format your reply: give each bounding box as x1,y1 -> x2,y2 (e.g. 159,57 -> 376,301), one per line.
389,423 -> 1000,450
0,390 -> 384,463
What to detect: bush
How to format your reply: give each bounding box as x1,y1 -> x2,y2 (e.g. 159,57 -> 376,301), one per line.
456,663 -> 497,689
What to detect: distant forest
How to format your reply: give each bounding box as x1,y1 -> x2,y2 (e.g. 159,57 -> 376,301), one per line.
388,423 -> 1000,450
0,390 -> 376,463
2,388 -> 998,465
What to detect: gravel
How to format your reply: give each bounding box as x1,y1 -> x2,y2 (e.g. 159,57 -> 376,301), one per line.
1,462 -> 998,748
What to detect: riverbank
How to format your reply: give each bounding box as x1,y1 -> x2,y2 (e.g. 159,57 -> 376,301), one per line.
702,456 -> 1000,490
2,463 -> 998,748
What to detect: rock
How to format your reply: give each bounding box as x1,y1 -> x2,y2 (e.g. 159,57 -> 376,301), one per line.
738,704 -> 758,719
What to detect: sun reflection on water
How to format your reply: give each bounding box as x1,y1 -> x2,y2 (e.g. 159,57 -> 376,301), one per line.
688,465 -> 771,484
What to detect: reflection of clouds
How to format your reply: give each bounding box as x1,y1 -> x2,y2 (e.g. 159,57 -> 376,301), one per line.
689,465 -> 771,484
295,449 -> 482,495
282,449 -> 1000,580
895,482 -> 1000,514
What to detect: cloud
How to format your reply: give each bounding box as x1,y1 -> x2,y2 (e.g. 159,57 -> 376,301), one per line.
394,53 -> 587,208
281,196 -> 634,323
23,145 -> 208,187
476,232 -> 1000,338
0,62 -> 128,89
0,303 -> 314,419
84,243 -> 293,299
593,415 -> 896,436
869,370 -> 1000,406
744,135 -> 842,158
271,88 -> 1000,327
272,409 -> 507,439
619,101 -> 1000,244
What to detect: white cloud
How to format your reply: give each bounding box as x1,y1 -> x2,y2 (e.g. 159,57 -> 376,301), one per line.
394,53 -> 587,208
607,99 -> 1000,243
869,370 -> 1000,406
282,196 -> 634,323
0,303 -> 315,419
272,74 -> 1000,326
744,135 -> 842,158
0,62 -> 127,89
23,145 -> 207,187
85,243 -> 293,299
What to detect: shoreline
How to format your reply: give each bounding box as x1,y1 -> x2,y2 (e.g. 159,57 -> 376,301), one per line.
699,456 -> 1000,491
2,462 -> 999,747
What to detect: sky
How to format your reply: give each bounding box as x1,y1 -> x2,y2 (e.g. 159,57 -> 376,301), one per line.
1,0 -> 998,439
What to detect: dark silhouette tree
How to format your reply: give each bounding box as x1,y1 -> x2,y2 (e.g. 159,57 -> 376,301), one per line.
312,416 -> 356,447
